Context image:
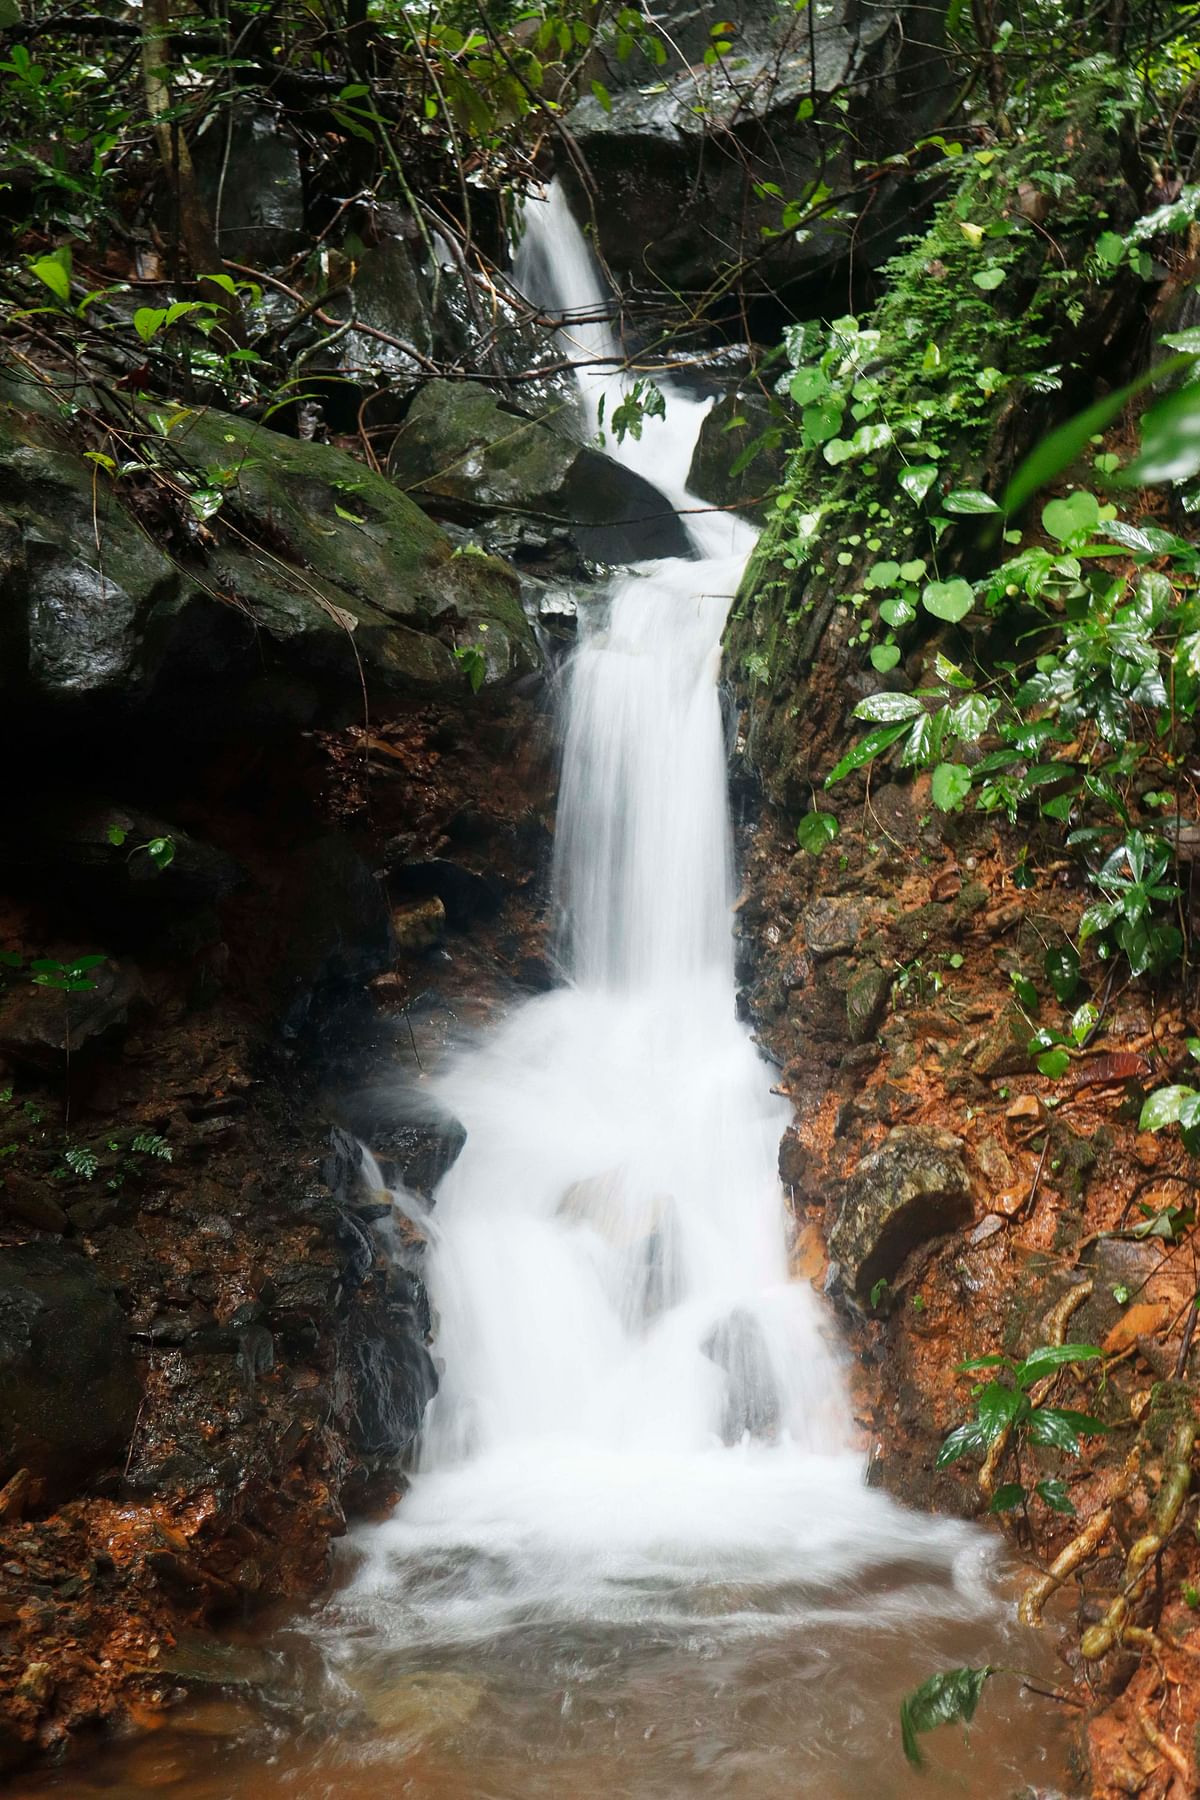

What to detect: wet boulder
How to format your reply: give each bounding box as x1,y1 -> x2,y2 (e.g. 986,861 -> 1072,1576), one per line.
829,1126 -> 971,1304
565,0 -> 955,300
0,381 -> 539,734
687,391 -> 785,519
194,99 -> 304,265
0,961 -> 141,1073
387,380 -> 690,564
0,1242 -> 140,1499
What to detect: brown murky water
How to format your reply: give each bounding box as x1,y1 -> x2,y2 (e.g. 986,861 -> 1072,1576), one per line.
13,1558 -> 1075,1800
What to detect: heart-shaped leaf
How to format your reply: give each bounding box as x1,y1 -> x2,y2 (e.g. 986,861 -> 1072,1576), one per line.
922,578 -> 974,622
1041,489 -> 1100,543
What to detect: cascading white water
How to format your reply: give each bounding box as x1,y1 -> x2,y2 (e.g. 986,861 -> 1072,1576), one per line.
344,184 -> 991,1637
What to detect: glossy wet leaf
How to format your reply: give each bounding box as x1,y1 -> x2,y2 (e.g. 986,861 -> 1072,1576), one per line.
1016,1343 -> 1104,1385
824,721 -> 910,785
1026,1407 -> 1109,1451
990,1482 -> 1026,1512
943,489 -> 1001,514
796,811 -> 840,853
900,1666 -> 992,1767
853,692 -> 925,723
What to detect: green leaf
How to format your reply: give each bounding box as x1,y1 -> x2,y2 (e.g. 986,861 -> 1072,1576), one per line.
106,824 -> 127,848
976,1381 -> 1026,1440
1016,1343 -> 1105,1386
899,464 -> 938,504
936,1421 -> 989,1467
989,1482 -> 1026,1512
943,490 -> 1001,514
1036,1478 -> 1076,1515
590,79 -> 612,111
878,594 -> 916,627
869,643 -> 901,673
900,1667 -> 992,1768
955,1353 -> 1011,1373
0,0 -> 21,25
852,692 -> 924,723
1124,384 -> 1200,486
972,266 -> 1005,290
1037,1047 -> 1072,1079
931,762 -> 972,811
1140,1085 -> 1199,1131
935,653 -> 974,690
1010,972 -> 1039,1011
802,398 -> 843,445
1003,353 -> 1197,515
1095,230 -> 1126,267
1027,1407 -> 1109,1451
334,502 -> 366,523
922,579 -> 974,622
133,306 -> 168,344
1041,490 -> 1100,544
796,811 -> 840,854
1043,944 -> 1079,1003
29,252 -> 71,302
824,721 -> 910,785
869,1276 -> 889,1309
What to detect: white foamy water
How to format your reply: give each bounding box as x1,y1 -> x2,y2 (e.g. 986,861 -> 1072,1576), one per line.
335,183 -> 995,1646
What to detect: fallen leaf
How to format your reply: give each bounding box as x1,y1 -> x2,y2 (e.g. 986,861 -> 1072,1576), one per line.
1063,1053 -> 1152,1091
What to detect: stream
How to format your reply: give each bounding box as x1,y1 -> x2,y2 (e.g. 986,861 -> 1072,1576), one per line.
13,186 -> 1074,1799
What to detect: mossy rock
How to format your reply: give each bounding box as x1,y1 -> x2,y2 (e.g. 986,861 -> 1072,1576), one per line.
0,384 -> 538,727
829,1125 -> 971,1303
387,380 -> 690,562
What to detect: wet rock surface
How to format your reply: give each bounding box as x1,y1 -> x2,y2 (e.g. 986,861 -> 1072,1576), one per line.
0,1242 -> 141,1498
387,379 -> 691,565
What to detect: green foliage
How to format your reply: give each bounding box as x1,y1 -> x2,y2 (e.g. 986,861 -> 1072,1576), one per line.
937,1343 -> 1108,1517
795,811 -> 840,854
900,1666 -> 992,1767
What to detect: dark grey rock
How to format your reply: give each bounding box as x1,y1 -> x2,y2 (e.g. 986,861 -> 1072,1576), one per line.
0,1242 -> 140,1498
387,380 -> 690,563
195,100 -> 305,264
0,962 -> 140,1071
687,391 -> 785,518
829,1125 -> 971,1303
565,0 -> 956,298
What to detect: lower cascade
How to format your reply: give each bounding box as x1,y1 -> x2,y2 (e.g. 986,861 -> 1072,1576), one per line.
298,189 -> 1066,1795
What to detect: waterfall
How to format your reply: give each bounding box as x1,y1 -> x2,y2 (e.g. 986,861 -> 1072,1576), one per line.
345,183 -> 986,1638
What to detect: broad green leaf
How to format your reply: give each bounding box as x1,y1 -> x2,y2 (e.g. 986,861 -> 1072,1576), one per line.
1041,490 -> 1100,543
936,1421 -> 989,1467
956,1353 -> 1011,1372
869,643 -> 901,673
900,1667 -> 992,1768
1036,1478 -> 1076,1514
133,306 -> 168,344
1027,1407 -> 1109,1451
989,1482 -> 1026,1512
1016,1343 -> 1104,1386
1037,1047 -> 1071,1079
1124,383 -> 1200,485
931,761 -> 972,811
1043,944 -> 1079,1002
852,691 -> 924,722
590,79 -> 612,111
796,811 -> 840,853
824,721 -> 910,785
972,266 -> 1005,290
922,578 -> 974,622
935,653 -> 974,690
29,253 -> 71,302
1140,1085 -> 1198,1131
899,464 -> 939,504
976,1381 -> 1026,1440
944,489 -> 1001,514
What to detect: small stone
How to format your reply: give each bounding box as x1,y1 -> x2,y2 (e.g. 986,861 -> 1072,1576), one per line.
16,1662 -> 52,1705
969,1215 -> 1005,1245
1005,1094 -> 1042,1122
971,1006 -> 1030,1079
391,895 -> 447,954
973,1134 -> 1015,1189
1134,1133 -> 1161,1168
1104,1301 -> 1170,1354
846,965 -> 891,1044
802,898 -> 864,960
